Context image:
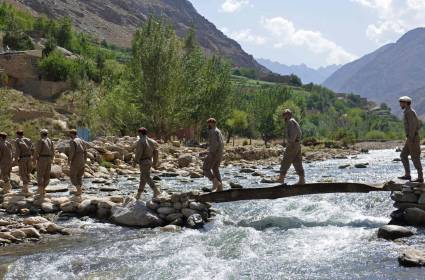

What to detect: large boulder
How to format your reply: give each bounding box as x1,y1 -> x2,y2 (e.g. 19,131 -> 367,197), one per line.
403,208 -> 425,226
377,225 -> 415,240
111,201 -> 163,228
399,248 -> 425,267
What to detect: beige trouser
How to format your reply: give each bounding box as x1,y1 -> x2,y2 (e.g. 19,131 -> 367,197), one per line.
139,163 -> 156,192
203,152 -> 223,182
280,142 -> 305,177
70,156 -> 85,187
19,158 -> 32,185
401,136 -> 423,178
0,163 -> 11,191
37,157 -> 52,192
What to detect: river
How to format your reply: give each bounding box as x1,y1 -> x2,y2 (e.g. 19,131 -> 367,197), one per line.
1,149 -> 424,279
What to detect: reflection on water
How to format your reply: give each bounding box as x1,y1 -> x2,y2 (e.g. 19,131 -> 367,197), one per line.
2,149 -> 425,280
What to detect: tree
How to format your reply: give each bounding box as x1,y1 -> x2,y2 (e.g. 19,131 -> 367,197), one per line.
56,17 -> 74,50
225,110 -> 248,144
289,74 -> 302,87
3,30 -> 34,50
38,49 -> 73,81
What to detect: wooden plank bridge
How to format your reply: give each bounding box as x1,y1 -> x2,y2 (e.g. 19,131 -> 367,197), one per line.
196,182 -> 403,203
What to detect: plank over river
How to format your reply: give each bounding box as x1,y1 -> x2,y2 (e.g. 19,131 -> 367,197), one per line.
196,182 -> 404,203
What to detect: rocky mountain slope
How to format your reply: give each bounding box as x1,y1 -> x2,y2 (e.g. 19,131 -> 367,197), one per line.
258,58 -> 340,84
7,0 -> 268,72
323,28 -> 425,118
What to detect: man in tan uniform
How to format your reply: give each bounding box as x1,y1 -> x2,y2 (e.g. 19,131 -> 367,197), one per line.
202,118 -> 225,192
34,129 -> 54,197
0,132 -> 13,194
277,109 -> 305,185
134,127 -> 161,199
68,129 -> 87,196
398,96 -> 423,183
14,129 -> 33,195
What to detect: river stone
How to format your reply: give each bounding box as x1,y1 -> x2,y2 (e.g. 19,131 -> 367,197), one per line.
354,163 -> 368,168
403,208 -> 425,226
189,202 -> 208,211
260,178 -> 275,184
111,201 -> 163,228
181,208 -> 198,218
398,248 -> 425,267
338,164 -> 350,169
377,225 -> 415,240
186,214 -> 204,229
240,168 -> 255,173
160,202 -> 173,208
78,199 -> 97,216
160,225 -> 181,232
400,193 -> 419,203
173,202 -> 182,210
10,230 -> 26,239
0,238 -> 11,244
60,201 -> 79,213
147,201 -> 160,211
230,182 -> 243,189
50,165 -> 63,178
96,207 -> 111,219
190,171 -> 203,179
178,155 -> 193,168
157,207 -> 176,215
46,185 -> 68,193
23,216 -> 49,225
166,213 -> 184,222
21,228 -> 41,239
41,202 -> 59,213
99,187 -> 118,192
0,232 -> 18,242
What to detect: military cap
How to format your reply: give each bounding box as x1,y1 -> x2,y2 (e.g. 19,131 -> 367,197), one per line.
16,129 -> 24,134
138,127 -> 148,134
69,129 -> 77,135
399,96 -> 412,103
0,132 -> 7,137
207,118 -> 217,124
40,129 -> 49,135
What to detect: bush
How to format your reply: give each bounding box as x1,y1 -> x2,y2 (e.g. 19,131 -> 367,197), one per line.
3,31 -> 34,51
39,49 -> 73,81
302,137 -> 320,146
365,130 -> 388,140
242,139 -> 249,146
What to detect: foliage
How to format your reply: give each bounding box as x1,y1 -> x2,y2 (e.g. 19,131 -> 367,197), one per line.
225,110 -> 249,142
38,49 -> 74,81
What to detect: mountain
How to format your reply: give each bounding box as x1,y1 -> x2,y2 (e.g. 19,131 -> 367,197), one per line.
6,0 -> 268,72
257,58 -> 340,84
323,28 -> 425,118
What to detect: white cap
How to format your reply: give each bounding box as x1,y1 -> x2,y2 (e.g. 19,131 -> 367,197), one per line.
399,96 -> 412,103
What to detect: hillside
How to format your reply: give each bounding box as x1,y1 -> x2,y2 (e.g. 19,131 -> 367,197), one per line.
258,58 -> 340,84
6,0 -> 268,72
323,28 -> 425,118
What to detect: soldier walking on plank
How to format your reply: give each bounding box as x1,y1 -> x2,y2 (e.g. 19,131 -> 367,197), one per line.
202,118 -> 225,192
277,109 -> 305,185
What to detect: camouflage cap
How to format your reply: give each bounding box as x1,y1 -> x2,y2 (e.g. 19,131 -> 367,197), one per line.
40,129 -> 49,135
399,96 -> 412,103
0,132 -> 7,137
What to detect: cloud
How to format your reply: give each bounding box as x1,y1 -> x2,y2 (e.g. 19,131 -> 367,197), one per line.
352,0 -> 425,44
220,0 -> 250,13
261,17 -> 357,65
221,28 -> 267,45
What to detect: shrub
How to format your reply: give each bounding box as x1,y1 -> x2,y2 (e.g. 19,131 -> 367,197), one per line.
365,130 -> 388,140
3,31 -> 34,51
39,49 -> 73,81
242,139 -> 249,146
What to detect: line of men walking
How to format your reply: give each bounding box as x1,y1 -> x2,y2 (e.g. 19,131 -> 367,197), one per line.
0,95 -> 423,201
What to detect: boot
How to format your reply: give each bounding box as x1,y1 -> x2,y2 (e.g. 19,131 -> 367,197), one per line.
398,175 -> 411,180
75,185 -> 83,196
135,189 -> 144,200
297,176 -> 306,185
216,179 -> 224,192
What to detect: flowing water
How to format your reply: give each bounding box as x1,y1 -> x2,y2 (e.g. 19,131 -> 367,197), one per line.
1,149 -> 425,279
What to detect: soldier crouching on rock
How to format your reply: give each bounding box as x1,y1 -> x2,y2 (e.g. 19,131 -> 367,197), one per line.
14,129 -> 34,196
34,129 -> 54,199
0,132 -> 13,194
202,118 -> 225,192
133,127 -> 161,200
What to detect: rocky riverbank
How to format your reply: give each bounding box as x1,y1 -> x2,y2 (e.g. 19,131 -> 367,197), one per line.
376,181 -> 425,267
0,190 -> 214,247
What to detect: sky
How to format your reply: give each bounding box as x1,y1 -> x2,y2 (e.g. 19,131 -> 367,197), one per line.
188,0 -> 425,68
